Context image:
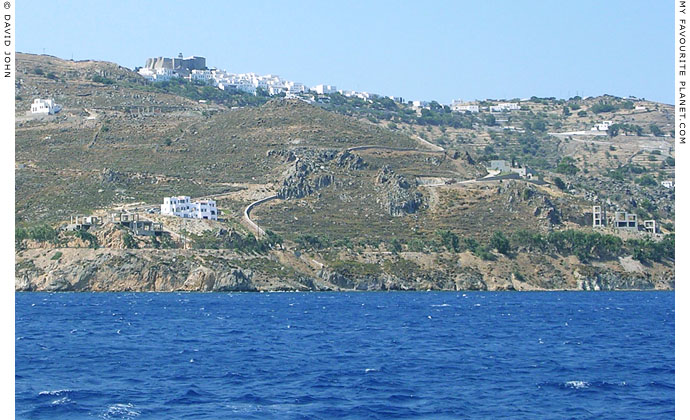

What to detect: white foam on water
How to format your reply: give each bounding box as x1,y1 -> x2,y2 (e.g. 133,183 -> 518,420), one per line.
103,403 -> 140,418
51,396 -> 71,405
365,368 -> 378,373
39,389 -> 71,396
564,380 -> 590,389
431,304 -> 451,307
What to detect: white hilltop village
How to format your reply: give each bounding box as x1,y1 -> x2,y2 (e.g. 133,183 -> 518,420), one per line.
134,53 -> 526,108
137,53 -> 344,99
134,55 -> 640,138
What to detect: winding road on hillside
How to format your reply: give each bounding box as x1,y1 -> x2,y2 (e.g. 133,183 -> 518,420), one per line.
242,135 -> 448,237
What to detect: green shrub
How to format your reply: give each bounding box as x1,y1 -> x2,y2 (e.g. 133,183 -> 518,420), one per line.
553,177 -> 567,190
555,157 -> 578,175
490,231 -> 511,255
475,245 -> 496,261
16,224 -> 59,244
92,74 -> 115,85
122,232 -> 138,249
436,229 -> 461,252
50,251 -> 63,260
74,230 -> 99,249
635,174 -> 657,187
464,238 -> 479,253
590,102 -> 617,113
191,229 -> 282,253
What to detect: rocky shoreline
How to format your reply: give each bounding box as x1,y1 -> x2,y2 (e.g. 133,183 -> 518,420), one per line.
15,248 -> 674,292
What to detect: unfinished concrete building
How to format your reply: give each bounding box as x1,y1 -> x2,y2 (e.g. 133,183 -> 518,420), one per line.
612,211 -> 638,230
643,220 -> 658,234
66,215 -> 101,231
592,206 -> 604,228
111,213 -> 163,236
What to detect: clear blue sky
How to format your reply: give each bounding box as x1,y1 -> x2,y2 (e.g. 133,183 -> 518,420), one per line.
18,1 -> 673,104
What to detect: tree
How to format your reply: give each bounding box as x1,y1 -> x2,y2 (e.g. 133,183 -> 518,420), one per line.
591,102 -> 617,113
533,120 -> 547,132
490,231 -> 511,255
485,114 -> 497,126
635,174 -> 657,187
555,157 -> 579,175
650,124 -> 663,137
553,177 -> 567,190
390,238 -> 402,254
607,124 -> 620,137
437,230 -> 460,252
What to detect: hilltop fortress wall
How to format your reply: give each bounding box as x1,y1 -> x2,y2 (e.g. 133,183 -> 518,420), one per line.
144,56 -> 206,72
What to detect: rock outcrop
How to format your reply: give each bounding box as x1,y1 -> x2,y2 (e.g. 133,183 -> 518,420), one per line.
375,166 -> 424,216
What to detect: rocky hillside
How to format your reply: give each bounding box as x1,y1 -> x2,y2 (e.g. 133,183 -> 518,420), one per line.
15,53 -> 675,291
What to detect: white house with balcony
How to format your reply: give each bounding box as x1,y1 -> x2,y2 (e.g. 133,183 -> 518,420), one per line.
192,200 -> 218,220
161,196 -> 218,220
31,98 -> 62,115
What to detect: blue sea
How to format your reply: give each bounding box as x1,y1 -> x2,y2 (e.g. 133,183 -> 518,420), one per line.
16,292 -> 674,419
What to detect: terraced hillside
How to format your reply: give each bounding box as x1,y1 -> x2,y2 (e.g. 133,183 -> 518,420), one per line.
15,53 -> 675,292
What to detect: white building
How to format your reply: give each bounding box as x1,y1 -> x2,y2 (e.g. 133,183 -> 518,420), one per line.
190,69 -> 213,84
487,160 -> 533,178
661,180 -> 675,189
591,121 -> 613,131
284,81 -> 308,94
161,196 -> 218,220
138,67 -> 177,82
312,84 -> 337,94
451,101 -> 479,113
490,103 -> 520,113
192,200 -> 218,220
31,98 -> 62,115
268,85 -> 286,95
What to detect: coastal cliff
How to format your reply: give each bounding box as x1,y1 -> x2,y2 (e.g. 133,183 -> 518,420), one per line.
15,247 -> 674,292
